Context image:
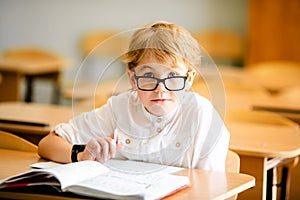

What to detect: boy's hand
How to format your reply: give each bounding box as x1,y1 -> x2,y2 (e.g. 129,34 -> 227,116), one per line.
77,132 -> 122,163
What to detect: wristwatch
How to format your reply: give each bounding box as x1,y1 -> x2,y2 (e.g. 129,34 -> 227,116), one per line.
71,144 -> 86,162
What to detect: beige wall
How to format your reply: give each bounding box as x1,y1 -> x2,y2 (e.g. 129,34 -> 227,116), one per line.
0,0 -> 247,81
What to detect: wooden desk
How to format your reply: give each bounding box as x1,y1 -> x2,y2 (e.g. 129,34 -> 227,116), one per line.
252,97 -> 300,200
0,102 -> 73,144
227,121 -> 300,200
0,55 -> 67,103
194,66 -> 300,199
252,98 -> 300,125
0,148 -> 255,200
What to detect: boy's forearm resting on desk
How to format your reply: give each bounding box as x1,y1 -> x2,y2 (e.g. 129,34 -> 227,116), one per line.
38,131 -> 119,164
38,131 -> 73,163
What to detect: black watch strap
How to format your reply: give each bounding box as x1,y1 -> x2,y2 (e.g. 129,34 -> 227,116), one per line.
71,144 -> 86,162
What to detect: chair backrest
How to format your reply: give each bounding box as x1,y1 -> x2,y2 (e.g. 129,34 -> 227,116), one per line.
225,150 -> 240,200
2,47 -> 63,61
226,150 -> 240,173
245,61 -> 300,94
80,30 -> 129,57
0,130 -> 37,152
192,30 -> 245,66
276,85 -> 300,102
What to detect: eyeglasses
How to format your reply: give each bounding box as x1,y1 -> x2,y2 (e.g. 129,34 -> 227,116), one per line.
133,73 -> 188,91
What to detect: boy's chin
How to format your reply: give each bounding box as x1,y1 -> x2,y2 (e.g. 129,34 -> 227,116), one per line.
147,105 -> 174,117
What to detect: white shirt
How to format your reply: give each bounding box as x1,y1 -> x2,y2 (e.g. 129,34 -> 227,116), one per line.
54,90 -> 230,171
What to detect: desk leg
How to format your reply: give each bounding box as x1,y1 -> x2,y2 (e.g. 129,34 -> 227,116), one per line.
290,157 -> 300,199
24,75 -> 33,102
51,72 -> 61,104
279,166 -> 289,200
24,72 -> 60,104
238,155 -> 268,200
0,71 -> 20,101
267,167 -> 278,200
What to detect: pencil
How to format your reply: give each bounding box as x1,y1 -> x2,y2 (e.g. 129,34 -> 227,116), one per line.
113,128 -> 118,143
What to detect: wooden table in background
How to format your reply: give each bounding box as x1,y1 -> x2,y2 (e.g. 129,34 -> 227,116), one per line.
252,97 -> 300,200
0,102 -> 73,144
194,66 -> 300,199
228,121 -> 300,200
0,148 -> 255,200
0,56 -> 67,103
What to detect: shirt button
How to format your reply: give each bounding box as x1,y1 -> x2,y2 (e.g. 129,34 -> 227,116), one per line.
176,142 -> 181,148
157,128 -> 162,133
156,118 -> 162,123
125,139 -> 131,144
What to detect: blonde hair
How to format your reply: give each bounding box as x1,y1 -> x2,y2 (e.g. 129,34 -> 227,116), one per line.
124,21 -> 201,70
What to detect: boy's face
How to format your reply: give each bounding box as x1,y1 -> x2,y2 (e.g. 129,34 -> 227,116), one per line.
128,55 -> 195,116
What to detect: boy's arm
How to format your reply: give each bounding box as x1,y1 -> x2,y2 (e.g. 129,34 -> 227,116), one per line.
38,131 -> 72,163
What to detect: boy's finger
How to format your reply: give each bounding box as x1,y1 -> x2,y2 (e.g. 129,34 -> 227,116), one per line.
98,138 -> 109,162
116,135 -> 124,149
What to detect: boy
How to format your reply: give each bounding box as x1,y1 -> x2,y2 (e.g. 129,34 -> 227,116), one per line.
38,21 -> 230,171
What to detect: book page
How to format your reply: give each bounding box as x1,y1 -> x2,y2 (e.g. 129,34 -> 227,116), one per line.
30,161 -> 62,169
30,159 -> 183,175
142,174 -> 190,199
69,171 -> 150,196
1,160 -> 189,199
0,161 -> 108,190
104,159 -> 184,174
42,161 -> 110,189
66,170 -> 189,199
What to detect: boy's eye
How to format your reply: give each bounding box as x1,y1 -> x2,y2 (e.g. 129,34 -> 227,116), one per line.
143,72 -> 154,77
168,72 -> 178,77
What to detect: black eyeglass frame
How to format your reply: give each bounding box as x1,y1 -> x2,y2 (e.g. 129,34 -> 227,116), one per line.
133,73 -> 188,91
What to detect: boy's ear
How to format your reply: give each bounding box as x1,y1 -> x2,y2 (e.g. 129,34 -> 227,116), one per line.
127,70 -> 137,89
186,69 -> 196,88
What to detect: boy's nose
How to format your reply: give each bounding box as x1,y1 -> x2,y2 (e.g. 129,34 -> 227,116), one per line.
154,82 -> 167,92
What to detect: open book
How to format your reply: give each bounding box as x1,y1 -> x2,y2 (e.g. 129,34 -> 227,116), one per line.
0,160 -> 190,200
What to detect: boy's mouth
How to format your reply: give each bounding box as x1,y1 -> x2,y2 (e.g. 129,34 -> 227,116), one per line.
151,99 -> 170,103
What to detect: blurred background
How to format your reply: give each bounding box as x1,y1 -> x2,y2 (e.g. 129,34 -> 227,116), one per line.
1,1 -> 300,199
0,0 -> 248,103
1,0 -> 299,105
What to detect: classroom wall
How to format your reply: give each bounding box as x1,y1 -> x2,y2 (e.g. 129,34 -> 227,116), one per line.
0,0 -> 247,103
0,0 -> 247,81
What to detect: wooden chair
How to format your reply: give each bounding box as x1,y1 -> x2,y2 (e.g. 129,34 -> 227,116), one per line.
225,150 -> 240,200
276,85 -> 300,102
192,30 -> 245,66
272,85 -> 300,125
80,30 -> 129,57
64,30 -> 130,103
226,150 -> 240,173
71,77 -> 132,112
192,75 -> 270,112
1,47 -> 67,103
226,109 -> 299,131
0,130 -> 37,152
245,61 -> 300,95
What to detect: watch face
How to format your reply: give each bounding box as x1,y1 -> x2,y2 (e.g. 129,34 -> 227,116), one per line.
71,145 -> 86,162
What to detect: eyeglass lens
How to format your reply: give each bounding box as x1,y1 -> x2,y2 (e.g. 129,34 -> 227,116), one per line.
137,76 -> 186,91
